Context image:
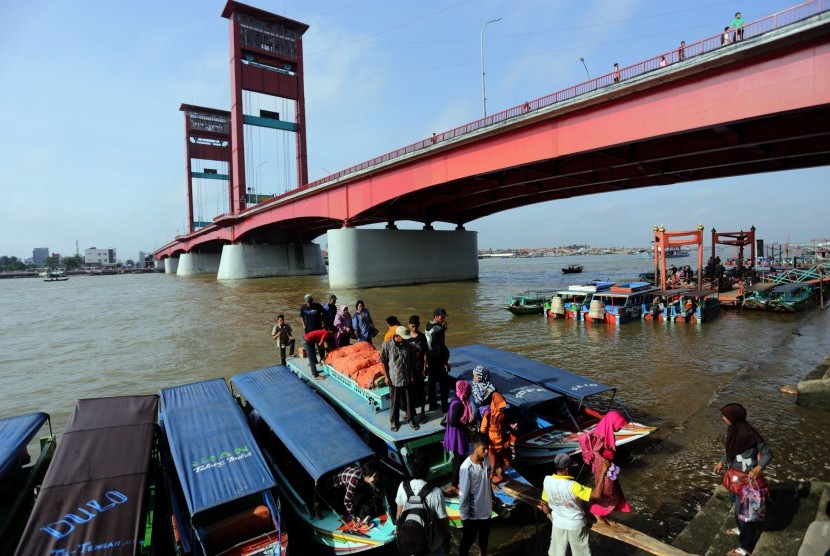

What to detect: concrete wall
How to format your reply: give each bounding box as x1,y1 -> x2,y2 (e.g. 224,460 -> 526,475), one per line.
216,243 -> 326,280
327,228 -> 478,288
177,253 -> 221,276
164,257 -> 179,274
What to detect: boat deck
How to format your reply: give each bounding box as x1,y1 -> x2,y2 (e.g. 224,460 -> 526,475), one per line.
286,356 -> 446,445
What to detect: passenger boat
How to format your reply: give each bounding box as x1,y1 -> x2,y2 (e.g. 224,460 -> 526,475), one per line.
505,290 -> 556,315
641,288 -> 694,321
231,367 -> 396,553
451,345 -> 655,466
767,283 -> 817,312
561,264 -> 584,274
15,396 -> 159,555
668,290 -> 721,323
741,283 -> 778,310
42,270 -> 68,282
582,282 -> 657,324
286,346 -> 519,525
159,379 -> 287,556
0,412 -> 56,554
664,246 -> 690,258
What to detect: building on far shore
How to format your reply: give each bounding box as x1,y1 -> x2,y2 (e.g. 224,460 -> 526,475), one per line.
84,247 -> 116,267
32,247 -> 49,266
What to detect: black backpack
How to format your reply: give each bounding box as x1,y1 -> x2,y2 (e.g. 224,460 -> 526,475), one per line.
397,481 -> 436,556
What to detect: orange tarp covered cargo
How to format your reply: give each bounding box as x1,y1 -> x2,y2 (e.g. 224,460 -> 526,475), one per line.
325,342 -> 383,388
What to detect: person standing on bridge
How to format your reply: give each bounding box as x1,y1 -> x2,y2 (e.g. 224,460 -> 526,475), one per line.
731,12 -> 745,42
722,26 -> 732,46
612,63 -> 621,83
677,40 -> 686,62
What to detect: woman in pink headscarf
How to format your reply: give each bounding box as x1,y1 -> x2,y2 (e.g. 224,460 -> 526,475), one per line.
443,380 -> 474,496
578,410 -> 632,517
333,305 -> 353,347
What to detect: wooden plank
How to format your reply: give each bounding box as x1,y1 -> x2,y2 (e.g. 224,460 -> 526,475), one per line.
501,484 -> 697,556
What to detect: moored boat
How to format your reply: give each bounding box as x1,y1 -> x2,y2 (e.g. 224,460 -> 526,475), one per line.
0,412 -> 57,554
232,367 -> 396,553
582,282 -> 657,324
15,396 -> 158,555
505,290 -> 556,315
669,290 -> 721,323
741,283 -> 777,310
641,288 -> 694,321
450,345 -> 655,466
767,283 -> 817,312
664,246 -> 690,258
158,379 -> 287,556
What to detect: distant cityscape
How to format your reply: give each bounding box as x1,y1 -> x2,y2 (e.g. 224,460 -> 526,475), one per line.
1,246 -> 155,272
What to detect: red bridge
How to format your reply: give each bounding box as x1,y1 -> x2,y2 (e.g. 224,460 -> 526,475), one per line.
156,1 -> 830,287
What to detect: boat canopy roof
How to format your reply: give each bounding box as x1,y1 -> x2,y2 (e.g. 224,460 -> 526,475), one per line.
771,283 -> 809,293
18,396 -> 158,553
568,280 -> 613,292
682,289 -> 719,299
160,379 -> 276,516
648,288 -> 694,297
451,345 -> 614,401
232,367 -> 374,483
748,283 -> 777,292
453,357 -> 564,409
0,411 -> 48,478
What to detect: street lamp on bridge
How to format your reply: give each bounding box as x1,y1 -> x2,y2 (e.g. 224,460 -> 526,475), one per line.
480,17 -> 502,118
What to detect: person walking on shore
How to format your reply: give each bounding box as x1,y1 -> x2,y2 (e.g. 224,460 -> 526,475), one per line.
714,403 -> 773,556
458,433 -> 492,556
539,452 -> 609,556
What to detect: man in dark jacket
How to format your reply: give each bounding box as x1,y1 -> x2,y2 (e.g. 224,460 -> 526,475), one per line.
425,308 -> 450,413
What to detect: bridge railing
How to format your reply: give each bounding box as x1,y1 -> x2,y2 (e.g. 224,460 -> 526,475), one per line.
242,0 -> 825,216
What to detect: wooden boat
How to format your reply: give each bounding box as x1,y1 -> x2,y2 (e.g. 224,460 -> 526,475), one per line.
582,282 -> 657,324
159,379 -> 287,556
741,283 -> 777,310
451,345 -> 655,466
669,290 -> 721,323
767,283 -> 817,312
0,412 -> 57,555
561,264 -> 584,274
15,396 -> 158,555
42,270 -> 68,282
232,367 -> 396,553
505,290 -> 556,315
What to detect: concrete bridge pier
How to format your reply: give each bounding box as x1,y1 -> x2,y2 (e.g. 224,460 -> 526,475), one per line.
216,243 -> 326,280
164,257 -> 179,274
177,252 -> 221,276
327,228 -> 478,289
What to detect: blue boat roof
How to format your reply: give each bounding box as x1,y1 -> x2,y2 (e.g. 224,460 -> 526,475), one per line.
160,378 -> 277,516
451,345 -> 614,400
232,367 -> 375,483
0,411 -> 48,478
452,357 -> 564,409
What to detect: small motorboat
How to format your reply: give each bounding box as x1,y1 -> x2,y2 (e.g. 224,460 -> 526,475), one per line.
561,265 -> 584,274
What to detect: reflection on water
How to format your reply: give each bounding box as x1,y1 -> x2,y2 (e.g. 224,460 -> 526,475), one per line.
2,254 -> 828,545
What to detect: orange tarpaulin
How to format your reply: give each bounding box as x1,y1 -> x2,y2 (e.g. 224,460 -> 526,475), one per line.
324,343 -> 384,388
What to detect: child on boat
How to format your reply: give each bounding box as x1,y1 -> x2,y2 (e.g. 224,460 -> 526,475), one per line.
577,410 -> 632,518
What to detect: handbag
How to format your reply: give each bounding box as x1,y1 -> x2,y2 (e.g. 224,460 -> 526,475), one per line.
737,480 -> 769,523
723,467 -> 768,496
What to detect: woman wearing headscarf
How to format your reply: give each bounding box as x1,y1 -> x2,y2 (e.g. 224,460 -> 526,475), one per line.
443,380 -> 474,496
471,365 -> 496,419
333,305 -> 353,347
713,403 -> 773,556
578,410 -> 632,517
479,392 -> 513,483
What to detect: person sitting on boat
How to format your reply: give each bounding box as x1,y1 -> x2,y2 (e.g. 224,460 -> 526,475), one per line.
649,296 -> 664,318
577,410 -> 632,519
479,392 -> 517,484
329,462 -> 381,526
471,365 -> 496,419
683,298 -> 697,319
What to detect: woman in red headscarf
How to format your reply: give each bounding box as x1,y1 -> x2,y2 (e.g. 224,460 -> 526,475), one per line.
578,410 -> 632,517
713,403 -> 773,556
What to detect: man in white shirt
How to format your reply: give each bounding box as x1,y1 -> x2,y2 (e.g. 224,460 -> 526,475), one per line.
459,433 -> 492,556
395,451 -> 450,555
538,452 -> 608,556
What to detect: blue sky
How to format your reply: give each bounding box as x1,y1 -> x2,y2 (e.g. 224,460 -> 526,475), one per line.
1,0 -> 826,262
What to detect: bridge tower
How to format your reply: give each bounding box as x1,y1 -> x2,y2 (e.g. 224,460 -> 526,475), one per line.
221,1 -> 309,213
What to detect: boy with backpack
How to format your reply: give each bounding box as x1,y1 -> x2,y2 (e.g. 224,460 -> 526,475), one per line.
396,450 -> 451,556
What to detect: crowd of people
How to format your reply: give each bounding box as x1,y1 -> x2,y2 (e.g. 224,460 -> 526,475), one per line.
273,293 -> 773,556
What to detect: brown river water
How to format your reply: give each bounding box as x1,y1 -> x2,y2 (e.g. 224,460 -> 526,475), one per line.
2,254 -> 828,553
